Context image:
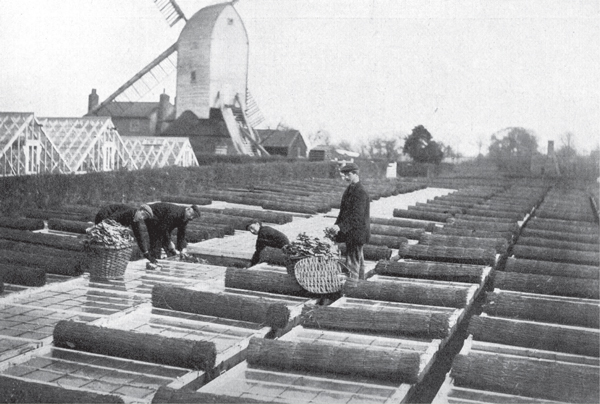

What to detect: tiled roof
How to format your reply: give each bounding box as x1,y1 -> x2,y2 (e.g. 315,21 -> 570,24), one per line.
256,129 -> 301,148
161,110 -> 226,137
91,102 -> 161,118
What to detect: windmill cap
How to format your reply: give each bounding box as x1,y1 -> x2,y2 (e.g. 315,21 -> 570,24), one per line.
340,163 -> 359,173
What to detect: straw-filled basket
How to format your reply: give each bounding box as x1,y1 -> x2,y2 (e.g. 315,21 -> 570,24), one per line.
84,219 -> 133,280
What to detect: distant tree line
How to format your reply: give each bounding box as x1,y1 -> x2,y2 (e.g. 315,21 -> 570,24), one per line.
303,123 -> 596,176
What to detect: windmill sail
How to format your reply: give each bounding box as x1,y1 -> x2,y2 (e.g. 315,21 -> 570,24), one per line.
153,0 -> 187,26
88,43 -> 178,116
245,90 -> 266,128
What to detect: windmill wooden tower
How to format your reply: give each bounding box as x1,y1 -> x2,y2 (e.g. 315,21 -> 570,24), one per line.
88,0 -> 267,156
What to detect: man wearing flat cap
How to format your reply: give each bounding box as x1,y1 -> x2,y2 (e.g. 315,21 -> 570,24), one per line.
246,220 -> 290,267
94,203 -> 155,263
145,202 -> 202,268
331,162 -> 370,280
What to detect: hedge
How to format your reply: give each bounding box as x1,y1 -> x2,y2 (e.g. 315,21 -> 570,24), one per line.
0,161 -> 335,215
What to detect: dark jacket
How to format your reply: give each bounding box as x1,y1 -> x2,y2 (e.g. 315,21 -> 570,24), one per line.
94,204 -> 148,253
335,181 -> 370,245
146,202 -> 192,253
250,226 -> 290,266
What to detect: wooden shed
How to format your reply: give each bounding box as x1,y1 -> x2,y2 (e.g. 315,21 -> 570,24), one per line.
309,145 -> 358,162
121,136 -> 199,169
256,129 -> 307,158
0,112 -> 69,176
38,117 -> 136,173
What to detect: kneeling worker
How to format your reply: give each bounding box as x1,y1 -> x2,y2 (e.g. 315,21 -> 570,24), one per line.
145,203 -> 202,268
94,203 -> 155,263
247,221 -> 290,267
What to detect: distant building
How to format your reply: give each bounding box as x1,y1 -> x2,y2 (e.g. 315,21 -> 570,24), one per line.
309,145 -> 358,162
86,89 -> 175,137
0,111 -> 200,177
38,116 -> 134,173
530,140 -> 561,177
255,129 -> 307,158
160,109 -> 253,156
121,136 -> 198,169
0,112 -> 69,176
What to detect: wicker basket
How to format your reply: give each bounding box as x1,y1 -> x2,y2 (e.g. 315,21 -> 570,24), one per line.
85,242 -> 133,280
294,257 -> 345,294
284,255 -> 308,276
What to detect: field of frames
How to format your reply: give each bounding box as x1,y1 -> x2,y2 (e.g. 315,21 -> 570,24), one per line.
0,175 -> 597,404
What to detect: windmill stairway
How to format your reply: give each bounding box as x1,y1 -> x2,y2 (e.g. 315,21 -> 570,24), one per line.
220,95 -> 269,156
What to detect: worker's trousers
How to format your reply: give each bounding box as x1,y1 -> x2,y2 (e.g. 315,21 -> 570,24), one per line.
344,241 -> 365,280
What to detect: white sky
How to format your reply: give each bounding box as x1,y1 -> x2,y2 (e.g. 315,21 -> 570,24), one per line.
1,0 -> 598,156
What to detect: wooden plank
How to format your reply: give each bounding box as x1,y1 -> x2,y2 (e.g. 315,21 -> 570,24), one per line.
198,361 -> 411,404
0,374 -> 124,403
0,345 -> 190,402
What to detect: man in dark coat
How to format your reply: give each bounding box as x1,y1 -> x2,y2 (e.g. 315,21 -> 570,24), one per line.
247,221 -> 290,267
145,203 -> 202,266
94,203 -> 155,263
331,162 -> 370,280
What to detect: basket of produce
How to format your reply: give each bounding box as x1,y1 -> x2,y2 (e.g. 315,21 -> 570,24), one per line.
282,232 -> 339,276
84,219 -> 133,280
281,232 -> 344,294
293,256 -> 345,294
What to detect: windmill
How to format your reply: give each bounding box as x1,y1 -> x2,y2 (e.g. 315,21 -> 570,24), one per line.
88,0 -> 268,156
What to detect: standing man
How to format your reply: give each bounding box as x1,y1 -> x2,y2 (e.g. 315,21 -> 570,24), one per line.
247,221 -> 290,267
94,203 -> 155,263
331,162 -> 370,280
145,203 -> 202,268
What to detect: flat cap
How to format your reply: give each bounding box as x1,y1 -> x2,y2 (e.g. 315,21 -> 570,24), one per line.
139,204 -> 154,218
339,162 -> 359,173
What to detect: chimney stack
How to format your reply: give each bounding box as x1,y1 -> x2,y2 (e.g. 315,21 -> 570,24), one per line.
155,92 -> 170,135
547,140 -> 555,156
88,89 -> 99,113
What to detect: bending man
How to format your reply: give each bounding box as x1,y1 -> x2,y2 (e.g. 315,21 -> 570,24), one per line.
145,203 -> 202,267
94,203 -> 155,263
247,221 -> 290,267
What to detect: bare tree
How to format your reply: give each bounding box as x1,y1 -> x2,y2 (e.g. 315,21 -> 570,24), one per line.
560,131 -> 576,151
476,134 -> 486,156
307,129 -> 331,147
367,135 -> 402,160
335,140 -> 355,152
